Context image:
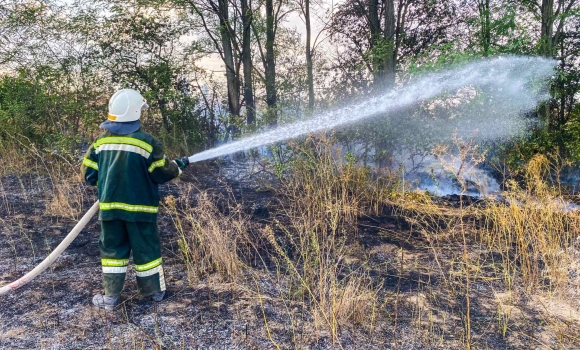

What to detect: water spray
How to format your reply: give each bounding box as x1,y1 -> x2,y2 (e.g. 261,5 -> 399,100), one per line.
0,56 -> 555,296
188,56 -> 554,163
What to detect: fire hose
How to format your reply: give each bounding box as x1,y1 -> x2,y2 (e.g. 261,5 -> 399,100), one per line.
0,201 -> 100,296
1,157 -> 194,296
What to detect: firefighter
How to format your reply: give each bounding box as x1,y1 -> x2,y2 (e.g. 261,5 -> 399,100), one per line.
81,89 -> 189,310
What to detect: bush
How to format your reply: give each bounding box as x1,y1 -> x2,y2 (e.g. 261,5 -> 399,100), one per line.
0,70 -> 106,156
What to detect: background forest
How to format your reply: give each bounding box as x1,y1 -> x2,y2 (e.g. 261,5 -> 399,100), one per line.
0,0 -> 578,164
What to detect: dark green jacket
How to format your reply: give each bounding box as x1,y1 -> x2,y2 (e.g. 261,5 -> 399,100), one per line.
81,129 -> 181,222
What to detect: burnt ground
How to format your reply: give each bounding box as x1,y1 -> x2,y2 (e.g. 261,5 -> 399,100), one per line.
1,161 -> 580,349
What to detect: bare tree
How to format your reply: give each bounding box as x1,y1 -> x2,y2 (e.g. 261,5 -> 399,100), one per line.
518,0 -> 579,57
304,0 -> 315,111
185,0 -> 242,134
264,0 -> 278,125
216,0 -> 241,118
240,0 -> 256,125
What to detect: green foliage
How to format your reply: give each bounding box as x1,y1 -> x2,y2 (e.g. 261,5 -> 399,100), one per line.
0,75 -> 43,139
488,117 -> 580,177
563,105 -> 580,162
407,43 -> 477,75
363,37 -> 395,72
0,70 -> 104,154
147,86 -> 207,157
95,2 -> 208,154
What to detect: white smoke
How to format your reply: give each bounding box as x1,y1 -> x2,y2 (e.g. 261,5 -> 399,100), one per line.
189,56 -> 555,164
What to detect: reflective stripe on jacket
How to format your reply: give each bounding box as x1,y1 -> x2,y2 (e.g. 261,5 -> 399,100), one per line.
81,130 -> 180,222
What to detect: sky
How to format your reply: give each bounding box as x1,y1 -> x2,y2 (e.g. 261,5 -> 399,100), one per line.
197,0 -> 338,73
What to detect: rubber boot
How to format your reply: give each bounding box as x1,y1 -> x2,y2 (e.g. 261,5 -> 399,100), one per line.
92,294 -> 120,310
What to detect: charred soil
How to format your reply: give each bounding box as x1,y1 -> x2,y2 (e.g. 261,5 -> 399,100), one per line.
1,162 -> 580,349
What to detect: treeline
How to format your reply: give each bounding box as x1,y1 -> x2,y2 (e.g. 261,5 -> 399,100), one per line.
0,0 -> 578,162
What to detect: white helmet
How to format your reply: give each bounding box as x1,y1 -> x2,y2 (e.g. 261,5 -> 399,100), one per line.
108,89 -> 149,122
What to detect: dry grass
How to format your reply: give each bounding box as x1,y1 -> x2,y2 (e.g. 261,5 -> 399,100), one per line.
3,131 -> 580,349
282,136 -> 399,223
0,139 -> 31,177
480,154 -> 580,291
261,136 -> 393,340
165,135 -> 580,347
0,133 -> 89,219
165,186 -> 250,282
45,177 -> 87,219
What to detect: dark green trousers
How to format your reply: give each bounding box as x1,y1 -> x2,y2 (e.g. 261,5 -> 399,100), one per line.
99,219 -> 165,296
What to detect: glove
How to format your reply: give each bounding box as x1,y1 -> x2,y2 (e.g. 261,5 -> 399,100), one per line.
174,157 -> 190,169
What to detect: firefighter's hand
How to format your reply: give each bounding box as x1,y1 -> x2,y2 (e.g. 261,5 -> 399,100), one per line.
174,157 -> 189,169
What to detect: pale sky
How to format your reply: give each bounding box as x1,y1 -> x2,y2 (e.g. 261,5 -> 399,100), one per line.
197,1 -> 338,73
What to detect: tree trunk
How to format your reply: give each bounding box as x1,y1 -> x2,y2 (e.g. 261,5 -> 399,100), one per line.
158,98 -> 171,130
538,0 -> 555,130
265,0 -> 277,126
305,0 -> 314,112
383,0 -> 396,88
368,0 -> 382,82
367,0 -> 381,41
218,0 -> 241,119
478,0 -> 491,56
540,0 -> 554,57
241,0 -> 255,126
